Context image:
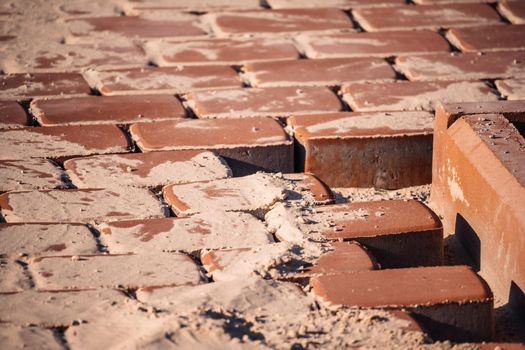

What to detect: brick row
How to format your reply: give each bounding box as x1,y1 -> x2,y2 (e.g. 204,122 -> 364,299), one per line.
0,73 -> 91,100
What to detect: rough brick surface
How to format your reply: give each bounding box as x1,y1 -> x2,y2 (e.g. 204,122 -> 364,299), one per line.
0,101 -> 27,129
267,0 -> 402,9
0,326 -> 65,350
496,79 -> 525,100
0,259 -> 31,292
0,159 -> 65,192
447,24 -> 525,52
0,73 -> 91,100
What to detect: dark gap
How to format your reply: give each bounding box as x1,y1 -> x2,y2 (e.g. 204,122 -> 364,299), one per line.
117,124 -> 139,153
86,224 -> 108,254
483,79 -> 505,100
204,310 -> 266,342
437,28 -> 461,54
147,61 -> 158,68
89,88 -> 102,96
488,1 -> 512,24
385,56 -> 409,81
52,326 -> 70,349
454,213 -> 481,271
512,121 -> 525,139
344,10 -> 364,32
259,0 -> 270,9
150,187 -> 174,218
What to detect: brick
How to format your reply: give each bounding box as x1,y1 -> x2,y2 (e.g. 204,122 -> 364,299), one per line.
0,289 -> 128,327
282,173 -> 335,205
267,0 -> 402,9
496,78 -> 525,100
296,30 -> 450,59
0,101 -> 27,129
30,94 -> 186,126
0,223 -> 98,258
414,0 -> 492,3
447,24 -> 525,53
431,111 -> 525,315
476,343 -> 525,350
0,259 -> 30,293
125,0 -> 262,12
0,188 -> 166,223
288,111 -> 433,188
64,150 -> 231,189
30,253 -> 203,290
130,118 -> 293,175
185,86 -> 343,118
396,51 -> 525,81
84,66 -> 242,96
242,58 -> 395,87
204,8 -> 354,36
67,15 -> 206,39
0,125 -> 130,160
0,326 -> 65,350
0,159 -> 65,192
0,73 -> 91,100
147,38 -> 300,66
97,212 -> 272,254
498,0 -> 525,24
162,173 -> 285,217
353,4 -> 501,32
311,265 -> 494,341
341,80 -> 498,112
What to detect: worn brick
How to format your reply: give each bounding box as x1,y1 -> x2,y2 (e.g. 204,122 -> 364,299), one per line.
0,326 -> 65,350
147,38 -> 300,66
282,173 -> 335,205
0,159 -> 66,192
498,0 -> 525,24
447,24 -> 525,52
414,0 -> 492,3
0,259 -> 31,293
0,101 -> 27,129
130,118 -> 293,175
125,0 -> 262,12
311,265 -> 494,341
0,223 -> 98,257
296,30 -> 450,59
0,125 -> 130,160
97,211 -> 272,254
0,188 -> 166,223
84,66 -> 242,95
267,0 -> 402,9
353,3 -> 501,32
64,150 -> 231,189
185,86 -> 343,118
0,73 -> 91,100
242,58 -> 395,87
341,80 -> 497,112
288,111 -> 434,188
30,94 -> 186,126
204,8 -> 354,36
396,51 -> 525,81
496,78 -> 525,100
67,15 -> 206,39
476,343 -> 525,350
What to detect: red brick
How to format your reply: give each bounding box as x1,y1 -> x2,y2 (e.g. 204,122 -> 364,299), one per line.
30,95 -> 186,126
341,80 -> 497,112
64,150 -> 231,188
267,0 -> 402,9
148,38 -> 300,66
29,253 -> 203,290
67,15 -> 206,39
130,118 -> 293,175
476,343 -> 525,350
288,111 -> 434,188
296,31 -> 450,59
185,86 -> 343,118
447,24 -> 525,52
353,4 -> 501,32
431,111 -> 525,315
242,58 -> 395,87
396,51 -> 525,81
97,211 -> 272,254
414,0 -> 492,3
204,8 -> 354,36
311,266 -> 494,341
84,66 -> 242,96
0,188 -> 166,223
125,0 -> 262,12
496,78 -> 525,100
498,0 -> 525,24
0,101 -> 27,129
0,125 -> 130,160
282,173 -> 335,205
0,159 -> 66,192
0,73 -> 91,100
0,223 -> 98,257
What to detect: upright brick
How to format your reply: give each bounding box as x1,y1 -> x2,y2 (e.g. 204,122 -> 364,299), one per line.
84,66 -> 242,96
0,125 -> 130,160
496,79 -> 525,100
0,188 -> 166,223
0,73 -> 90,100
296,31 -> 450,59
64,150 -> 231,188
498,0 -> 525,24
242,58 -> 395,87
447,24 -> 525,52
396,51 -> 525,81
353,4 -> 501,32
185,86 -> 343,118
0,159 -> 66,192
0,101 -> 27,129
311,265 -> 494,341
30,95 -> 186,126
130,118 -> 293,175
341,81 -> 497,112
288,111 -> 434,188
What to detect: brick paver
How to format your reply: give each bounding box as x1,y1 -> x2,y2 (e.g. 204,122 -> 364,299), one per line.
0,101 -> 27,129
0,73 -> 91,100
447,24 -> 525,52
0,159 -> 65,192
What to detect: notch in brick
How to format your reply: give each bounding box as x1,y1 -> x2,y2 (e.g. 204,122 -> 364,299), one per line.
288,111 -> 434,188
0,73 -> 91,100
311,265 -> 494,342
0,101 -> 28,129
129,117 -> 293,176
446,24 -> 525,53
